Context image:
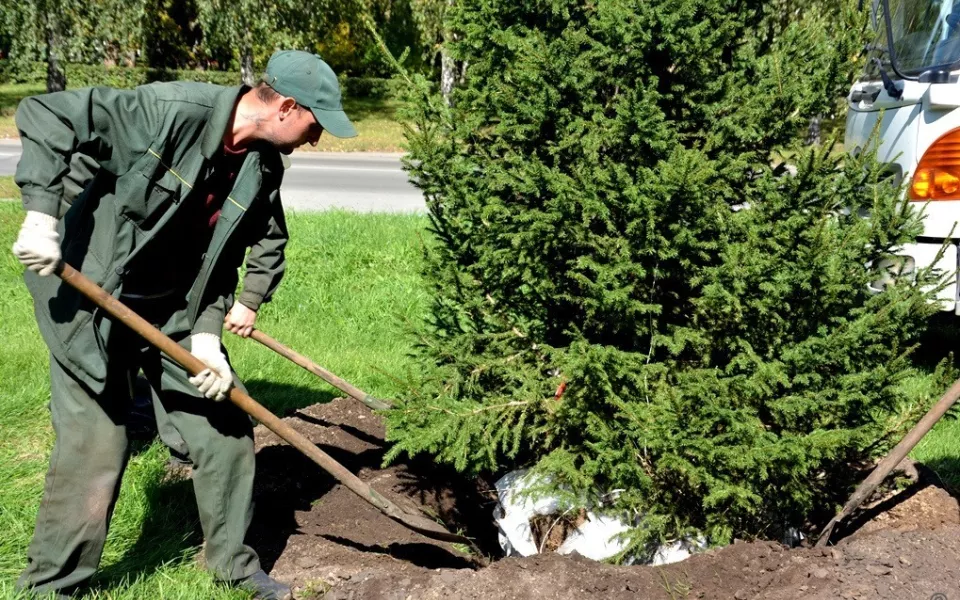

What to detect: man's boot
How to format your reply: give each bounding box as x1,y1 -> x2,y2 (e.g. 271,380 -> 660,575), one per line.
235,570 -> 292,600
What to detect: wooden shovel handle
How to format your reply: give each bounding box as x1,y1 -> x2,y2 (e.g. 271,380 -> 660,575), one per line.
55,262 -> 469,545
249,330 -> 393,410
816,376 -> 960,546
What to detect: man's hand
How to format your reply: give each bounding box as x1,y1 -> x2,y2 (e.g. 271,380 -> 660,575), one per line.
224,303 -> 257,338
188,333 -> 233,401
12,211 -> 61,276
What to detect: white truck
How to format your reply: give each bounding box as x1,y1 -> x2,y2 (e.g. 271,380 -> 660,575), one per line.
847,0 -> 960,309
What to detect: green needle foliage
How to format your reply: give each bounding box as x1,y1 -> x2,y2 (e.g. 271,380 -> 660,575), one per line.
387,0 -> 944,553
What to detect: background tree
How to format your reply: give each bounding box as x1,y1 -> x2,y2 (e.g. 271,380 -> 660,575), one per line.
140,0 -> 204,69
100,0 -> 148,67
1,0 -> 76,91
762,0 -> 866,143
0,0 -> 436,81
306,0 -> 431,78
40,0 -> 66,91
409,0 -> 462,101
1,0 -> 149,77
197,1 -> 275,83
195,0 -> 348,83
387,0 -> 944,552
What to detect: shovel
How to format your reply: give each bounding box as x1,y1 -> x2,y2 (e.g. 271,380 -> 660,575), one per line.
55,262 -> 472,547
816,376 -> 960,546
247,329 -> 393,411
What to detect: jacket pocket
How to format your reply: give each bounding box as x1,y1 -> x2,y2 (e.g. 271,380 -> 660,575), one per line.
120,149 -> 186,223
26,269 -> 107,385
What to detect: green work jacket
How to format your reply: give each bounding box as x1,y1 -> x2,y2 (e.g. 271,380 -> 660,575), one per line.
15,82 -> 288,393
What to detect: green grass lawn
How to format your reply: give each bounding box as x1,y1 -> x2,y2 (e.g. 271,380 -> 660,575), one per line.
5,180 -> 960,597
901,316 -> 960,490
0,84 -> 405,152
0,177 -> 17,200
0,84 -> 43,139
913,416 -> 960,487
312,97 -> 406,153
0,200 -> 429,598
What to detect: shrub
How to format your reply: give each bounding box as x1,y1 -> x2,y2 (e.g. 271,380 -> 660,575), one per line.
0,60 -> 393,98
0,60 -> 241,87
387,0 -> 944,554
340,76 -> 394,99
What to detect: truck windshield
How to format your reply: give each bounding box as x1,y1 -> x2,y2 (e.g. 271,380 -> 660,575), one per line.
882,0 -> 960,75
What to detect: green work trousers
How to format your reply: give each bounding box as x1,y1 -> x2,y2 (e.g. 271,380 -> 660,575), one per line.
17,304 -> 261,594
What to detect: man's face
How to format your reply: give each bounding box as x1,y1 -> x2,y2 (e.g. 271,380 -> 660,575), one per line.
270,102 -> 324,154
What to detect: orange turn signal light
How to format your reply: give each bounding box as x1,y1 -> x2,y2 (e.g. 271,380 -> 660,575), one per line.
909,128 -> 960,201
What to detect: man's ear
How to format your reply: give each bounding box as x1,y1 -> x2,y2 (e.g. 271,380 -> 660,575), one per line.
278,97 -> 298,119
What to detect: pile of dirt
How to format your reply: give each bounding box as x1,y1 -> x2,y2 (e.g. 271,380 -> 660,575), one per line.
245,398 -> 960,599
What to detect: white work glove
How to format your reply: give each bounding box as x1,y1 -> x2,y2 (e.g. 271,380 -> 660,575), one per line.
12,211 -> 61,276
188,333 -> 233,401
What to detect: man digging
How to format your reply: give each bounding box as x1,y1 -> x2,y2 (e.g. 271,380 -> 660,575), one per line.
10,50 -> 356,599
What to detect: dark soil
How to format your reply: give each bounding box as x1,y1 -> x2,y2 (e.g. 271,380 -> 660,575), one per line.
245,398 -> 960,599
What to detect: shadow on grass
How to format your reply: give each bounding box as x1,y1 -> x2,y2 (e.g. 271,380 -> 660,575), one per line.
124,376 -> 342,447
910,312 -> 960,456
243,378 -> 341,417
91,475 -> 201,591
920,455 -> 960,493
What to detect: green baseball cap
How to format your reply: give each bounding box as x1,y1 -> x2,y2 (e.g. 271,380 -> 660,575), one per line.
262,50 -> 357,138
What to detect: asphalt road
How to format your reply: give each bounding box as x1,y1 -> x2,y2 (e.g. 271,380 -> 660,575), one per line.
0,140 -> 426,213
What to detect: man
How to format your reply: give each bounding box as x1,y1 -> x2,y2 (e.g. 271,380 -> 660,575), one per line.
10,50 -> 356,599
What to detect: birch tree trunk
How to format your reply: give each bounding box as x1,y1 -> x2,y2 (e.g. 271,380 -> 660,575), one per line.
807,114 -> 822,146
439,0 -> 457,104
440,47 -> 456,104
240,48 -> 255,86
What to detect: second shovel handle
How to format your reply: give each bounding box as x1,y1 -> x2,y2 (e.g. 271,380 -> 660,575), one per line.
250,329 -> 392,410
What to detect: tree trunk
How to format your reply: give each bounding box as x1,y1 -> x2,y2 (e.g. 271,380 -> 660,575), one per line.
440,48 -> 456,104
241,51 -> 255,86
439,0 -> 457,105
807,114 -> 822,146
45,6 -> 67,93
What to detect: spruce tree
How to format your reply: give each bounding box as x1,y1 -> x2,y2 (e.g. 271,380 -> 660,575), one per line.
387,0 -> 945,552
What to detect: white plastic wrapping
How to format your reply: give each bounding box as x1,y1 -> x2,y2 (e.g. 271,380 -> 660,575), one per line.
493,469 -> 708,564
